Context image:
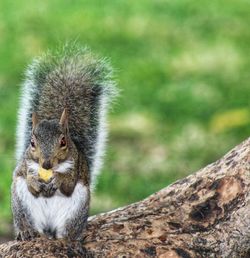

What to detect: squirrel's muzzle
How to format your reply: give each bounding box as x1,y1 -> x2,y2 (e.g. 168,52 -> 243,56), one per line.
42,160 -> 52,170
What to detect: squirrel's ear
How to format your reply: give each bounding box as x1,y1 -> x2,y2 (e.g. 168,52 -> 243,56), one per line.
59,108 -> 68,130
32,112 -> 38,129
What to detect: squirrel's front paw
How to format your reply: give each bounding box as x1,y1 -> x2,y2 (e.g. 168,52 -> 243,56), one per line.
27,175 -> 57,197
41,178 -> 58,197
27,175 -> 43,197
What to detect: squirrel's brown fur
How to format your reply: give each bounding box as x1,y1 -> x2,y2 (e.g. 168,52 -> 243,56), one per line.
12,44 -> 117,240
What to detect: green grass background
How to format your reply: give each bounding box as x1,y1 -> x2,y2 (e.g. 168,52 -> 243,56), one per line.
0,0 -> 249,236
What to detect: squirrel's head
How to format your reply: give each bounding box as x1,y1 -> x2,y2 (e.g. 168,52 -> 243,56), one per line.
28,109 -> 73,171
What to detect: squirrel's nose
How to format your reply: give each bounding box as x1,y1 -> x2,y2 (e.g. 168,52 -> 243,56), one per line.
42,160 -> 52,170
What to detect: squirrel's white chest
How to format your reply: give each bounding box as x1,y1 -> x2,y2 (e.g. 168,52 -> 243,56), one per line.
16,177 -> 88,238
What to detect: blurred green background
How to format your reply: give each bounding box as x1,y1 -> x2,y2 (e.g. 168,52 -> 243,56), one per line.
0,0 -> 249,239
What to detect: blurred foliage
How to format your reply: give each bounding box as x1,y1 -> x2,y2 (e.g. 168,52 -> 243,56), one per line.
0,0 -> 249,235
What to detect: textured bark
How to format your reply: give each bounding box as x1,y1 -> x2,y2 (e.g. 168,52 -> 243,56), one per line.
1,138 -> 250,258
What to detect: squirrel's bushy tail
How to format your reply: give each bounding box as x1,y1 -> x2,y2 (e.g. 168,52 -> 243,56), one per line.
16,44 -> 117,188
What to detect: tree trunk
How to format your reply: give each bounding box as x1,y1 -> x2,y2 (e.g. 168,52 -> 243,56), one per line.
1,138 -> 250,258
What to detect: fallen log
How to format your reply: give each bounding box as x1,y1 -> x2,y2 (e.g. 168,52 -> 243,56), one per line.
0,138 -> 249,258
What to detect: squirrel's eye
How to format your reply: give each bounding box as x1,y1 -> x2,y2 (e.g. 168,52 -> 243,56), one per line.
60,137 -> 66,148
30,138 -> 35,148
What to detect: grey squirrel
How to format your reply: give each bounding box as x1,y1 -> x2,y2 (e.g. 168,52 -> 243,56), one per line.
11,44 -> 117,240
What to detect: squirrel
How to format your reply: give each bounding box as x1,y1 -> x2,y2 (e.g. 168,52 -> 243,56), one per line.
11,44 -> 117,241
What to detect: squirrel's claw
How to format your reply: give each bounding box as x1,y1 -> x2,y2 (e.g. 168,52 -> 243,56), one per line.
27,175 -> 58,198
16,229 -> 40,241
41,184 -> 57,197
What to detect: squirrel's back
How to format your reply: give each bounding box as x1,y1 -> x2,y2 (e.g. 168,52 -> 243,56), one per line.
16,45 -> 117,187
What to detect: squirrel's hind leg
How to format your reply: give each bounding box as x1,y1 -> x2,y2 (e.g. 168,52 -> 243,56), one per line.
12,196 -> 40,241
12,176 -> 40,241
64,188 -> 90,241
16,229 -> 40,241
